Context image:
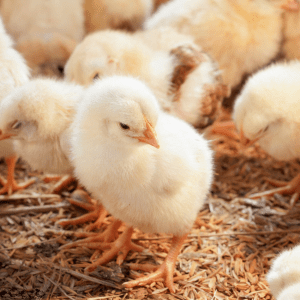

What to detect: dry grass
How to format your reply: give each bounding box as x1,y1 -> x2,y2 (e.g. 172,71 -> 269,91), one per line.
0,128 -> 300,300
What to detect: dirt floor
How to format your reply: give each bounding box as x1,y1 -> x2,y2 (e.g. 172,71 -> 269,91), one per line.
0,127 -> 300,300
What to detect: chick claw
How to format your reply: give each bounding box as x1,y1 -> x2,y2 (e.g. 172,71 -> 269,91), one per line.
43,174 -> 76,194
86,226 -> 143,272
59,189 -> 107,230
0,156 -> 35,195
249,174 -> 300,205
123,234 -> 188,294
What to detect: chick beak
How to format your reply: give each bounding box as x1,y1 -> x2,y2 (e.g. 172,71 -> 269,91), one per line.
137,117 -> 160,149
281,0 -> 299,10
240,128 -> 259,147
0,130 -> 14,141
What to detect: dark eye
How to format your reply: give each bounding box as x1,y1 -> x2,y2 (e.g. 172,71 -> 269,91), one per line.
57,65 -> 64,75
120,123 -> 130,130
11,120 -> 22,130
93,73 -> 99,80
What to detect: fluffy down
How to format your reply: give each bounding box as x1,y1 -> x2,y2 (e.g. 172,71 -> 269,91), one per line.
0,0 -> 84,77
0,78 -> 84,174
145,0 -> 284,89
84,0 -> 153,33
233,60 -> 300,161
65,28 -> 227,128
267,244 -> 300,300
71,75 -> 214,235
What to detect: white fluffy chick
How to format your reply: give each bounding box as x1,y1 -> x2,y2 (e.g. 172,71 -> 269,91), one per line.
145,0 -> 298,90
267,244 -> 300,300
233,60 -> 300,199
282,8 -> 300,60
70,75 -> 214,292
65,29 -> 227,128
0,0 -> 84,77
84,0 -> 153,33
0,17 -> 35,195
0,78 -> 84,175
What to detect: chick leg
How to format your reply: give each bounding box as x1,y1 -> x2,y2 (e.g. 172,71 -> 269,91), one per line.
123,233 -> 188,294
59,189 -> 107,230
208,120 -> 240,140
86,225 -> 143,272
43,174 -> 76,194
0,156 -> 35,195
249,174 -> 300,204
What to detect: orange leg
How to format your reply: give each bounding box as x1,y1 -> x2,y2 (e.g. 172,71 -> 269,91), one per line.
59,189 -> 107,230
249,174 -> 300,204
60,219 -> 122,250
0,156 -> 35,195
208,120 -> 240,140
86,225 -> 143,272
43,174 -> 76,194
281,0 -> 299,10
123,233 -> 188,293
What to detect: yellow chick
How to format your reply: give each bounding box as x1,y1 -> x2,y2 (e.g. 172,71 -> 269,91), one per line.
0,17 -> 35,195
233,60 -> 300,201
0,0 -> 85,77
145,0 -> 298,90
84,0 -> 153,33
267,244 -> 300,300
70,76 -> 214,292
65,28 -> 228,128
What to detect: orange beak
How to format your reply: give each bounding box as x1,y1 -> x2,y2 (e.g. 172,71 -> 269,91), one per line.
281,0 -> 299,10
0,130 -> 14,141
136,116 -> 160,149
240,127 -> 259,147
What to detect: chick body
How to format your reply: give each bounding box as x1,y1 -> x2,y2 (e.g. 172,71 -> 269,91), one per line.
65,28 -> 226,128
233,60 -> 300,161
267,244 -> 300,300
145,0 -> 283,89
0,78 -> 84,175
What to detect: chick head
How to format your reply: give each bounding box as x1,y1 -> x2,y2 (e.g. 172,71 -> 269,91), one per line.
233,61 -> 300,161
0,78 -> 82,143
65,30 -> 149,86
76,75 -> 160,149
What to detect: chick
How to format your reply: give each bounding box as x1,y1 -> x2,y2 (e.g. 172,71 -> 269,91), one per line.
0,17 -> 35,195
70,76 -> 214,292
233,60 -> 300,200
84,0 -> 153,33
0,77 -> 108,227
65,28 -> 228,128
267,244 -> 300,300
0,0 -> 85,77
145,0 -> 298,90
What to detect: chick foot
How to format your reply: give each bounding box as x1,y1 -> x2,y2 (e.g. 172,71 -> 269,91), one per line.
0,156 -> 35,195
43,174 -> 76,194
86,225 -> 143,272
249,174 -> 300,205
60,219 -> 122,251
208,120 -> 240,140
59,189 -> 107,231
123,233 -> 188,293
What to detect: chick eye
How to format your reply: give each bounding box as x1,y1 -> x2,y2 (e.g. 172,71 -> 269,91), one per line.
120,123 -> 130,130
11,120 -> 22,130
93,73 -> 99,80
